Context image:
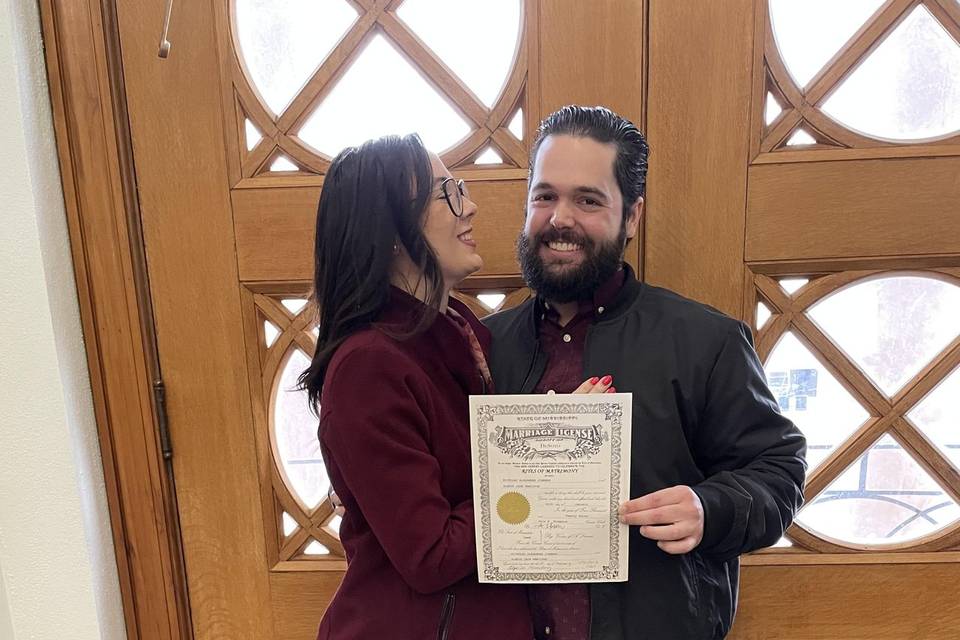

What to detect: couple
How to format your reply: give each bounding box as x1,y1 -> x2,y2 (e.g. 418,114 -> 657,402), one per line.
299,106 -> 807,640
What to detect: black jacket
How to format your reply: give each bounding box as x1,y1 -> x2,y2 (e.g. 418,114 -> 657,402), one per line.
483,268 -> 806,640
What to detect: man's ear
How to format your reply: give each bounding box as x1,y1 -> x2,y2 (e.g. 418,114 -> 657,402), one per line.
625,197 -> 644,240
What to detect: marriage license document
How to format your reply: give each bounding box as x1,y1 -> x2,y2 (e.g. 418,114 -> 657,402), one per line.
469,393 -> 632,583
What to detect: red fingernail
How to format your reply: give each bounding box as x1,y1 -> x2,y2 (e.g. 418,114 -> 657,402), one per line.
589,377 -> 600,384
601,375 -> 612,385
607,387 -> 617,393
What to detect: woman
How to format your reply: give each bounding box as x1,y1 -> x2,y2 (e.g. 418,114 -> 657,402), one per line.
300,134 -> 610,639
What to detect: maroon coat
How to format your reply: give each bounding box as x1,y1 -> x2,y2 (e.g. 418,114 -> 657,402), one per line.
316,289 -> 533,639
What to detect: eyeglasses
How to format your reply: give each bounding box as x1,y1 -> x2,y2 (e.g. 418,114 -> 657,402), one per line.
438,177 -> 469,218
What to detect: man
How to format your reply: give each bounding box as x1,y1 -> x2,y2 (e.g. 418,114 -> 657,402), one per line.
483,105 -> 807,640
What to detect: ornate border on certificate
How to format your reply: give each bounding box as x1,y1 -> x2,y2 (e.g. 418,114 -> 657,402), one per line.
474,401 -> 625,582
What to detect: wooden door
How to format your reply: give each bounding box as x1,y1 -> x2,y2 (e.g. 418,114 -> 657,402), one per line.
645,1 -> 960,638
114,0 -> 644,637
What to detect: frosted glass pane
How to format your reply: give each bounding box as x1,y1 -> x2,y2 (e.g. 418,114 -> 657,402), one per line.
765,332 -> 870,472
245,119 -> 262,151
281,298 -> 308,315
303,540 -> 330,555
270,156 -> 298,172
786,129 -> 816,146
756,302 -> 772,330
780,278 -> 808,294
235,0 -> 358,115
299,35 -> 471,157
764,92 -> 782,125
282,512 -> 298,537
397,0 -> 522,107
908,366 -> 960,472
808,276 -> 960,396
325,514 -> 342,536
474,147 -> 503,164
822,6 -> 960,140
264,321 -> 280,348
509,109 -> 523,139
477,293 -> 506,310
274,349 -> 328,510
798,435 -> 959,544
769,0 -> 884,88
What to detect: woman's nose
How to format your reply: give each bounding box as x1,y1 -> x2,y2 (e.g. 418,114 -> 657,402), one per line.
461,196 -> 478,219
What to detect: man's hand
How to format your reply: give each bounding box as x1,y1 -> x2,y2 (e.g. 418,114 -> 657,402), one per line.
619,485 -> 704,554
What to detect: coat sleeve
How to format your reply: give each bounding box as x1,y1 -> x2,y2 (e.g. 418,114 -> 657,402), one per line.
320,346 -> 476,594
690,321 -> 807,560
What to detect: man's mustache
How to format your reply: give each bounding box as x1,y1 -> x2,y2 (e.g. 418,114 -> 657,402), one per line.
533,228 -> 593,248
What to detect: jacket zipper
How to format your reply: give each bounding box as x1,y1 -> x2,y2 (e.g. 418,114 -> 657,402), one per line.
437,593 -> 456,640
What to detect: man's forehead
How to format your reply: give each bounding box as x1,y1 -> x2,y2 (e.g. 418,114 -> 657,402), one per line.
531,135 -> 617,188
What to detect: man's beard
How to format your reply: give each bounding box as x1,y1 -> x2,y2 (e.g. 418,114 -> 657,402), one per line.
516,223 -> 626,304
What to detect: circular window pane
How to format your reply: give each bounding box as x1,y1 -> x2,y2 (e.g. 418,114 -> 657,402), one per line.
808,276 -> 960,397
821,5 -> 960,141
764,332 -> 870,473
396,0 -> 522,107
908,366 -> 960,473
273,348 -> 328,510
768,0 -> 884,89
234,0 -> 358,116
297,34 -> 472,157
798,434 -> 960,545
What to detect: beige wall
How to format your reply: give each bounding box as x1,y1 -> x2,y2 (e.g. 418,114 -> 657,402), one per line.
0,0 -> 125,637
0,561 -> 16,639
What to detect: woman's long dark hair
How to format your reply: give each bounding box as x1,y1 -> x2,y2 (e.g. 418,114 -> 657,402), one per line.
298,134 -> 445,412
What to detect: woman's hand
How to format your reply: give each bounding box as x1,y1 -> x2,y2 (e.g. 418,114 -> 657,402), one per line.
572,375 -> 616,394
328,486 -> 345,517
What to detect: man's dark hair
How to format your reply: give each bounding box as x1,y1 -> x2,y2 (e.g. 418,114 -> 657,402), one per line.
529,105 -> 650,220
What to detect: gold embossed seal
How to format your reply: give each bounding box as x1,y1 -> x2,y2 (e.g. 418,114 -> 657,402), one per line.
496,492 -> 531,524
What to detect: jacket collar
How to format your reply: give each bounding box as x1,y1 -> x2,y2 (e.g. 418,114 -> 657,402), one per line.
376,286 -> 490,392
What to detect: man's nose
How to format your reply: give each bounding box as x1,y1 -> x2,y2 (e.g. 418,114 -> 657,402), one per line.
550,201 -> 575,229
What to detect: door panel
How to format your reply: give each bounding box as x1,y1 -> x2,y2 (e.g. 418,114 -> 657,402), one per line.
645,0 -> 755,316
745,157 -> 960,262
737,564 -> 960,640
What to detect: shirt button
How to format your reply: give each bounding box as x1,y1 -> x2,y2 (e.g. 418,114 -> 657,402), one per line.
545,627 -> 551,636
547,389 -> 556,395
562,333 -> 572,343
597,306 -> 605,314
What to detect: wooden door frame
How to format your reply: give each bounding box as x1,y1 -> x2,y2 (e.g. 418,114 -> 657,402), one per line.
37,1 -> 191,638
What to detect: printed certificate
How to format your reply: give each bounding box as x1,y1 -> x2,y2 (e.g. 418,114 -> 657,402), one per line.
469,393 -> 632,583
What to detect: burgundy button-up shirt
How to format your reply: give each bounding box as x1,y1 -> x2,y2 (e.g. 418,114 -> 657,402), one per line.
529,268 -> 626,640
